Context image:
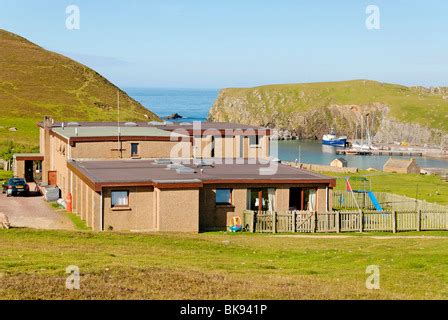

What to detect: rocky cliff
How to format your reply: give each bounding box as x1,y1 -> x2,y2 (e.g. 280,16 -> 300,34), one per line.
209,80 -> 448,147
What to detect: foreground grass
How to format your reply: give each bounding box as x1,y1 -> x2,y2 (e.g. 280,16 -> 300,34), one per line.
0,229 -> 447,300
49,202 -> 90,231
328,170 -> 448,206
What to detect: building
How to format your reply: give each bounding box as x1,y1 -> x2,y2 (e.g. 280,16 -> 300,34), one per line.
13,117 -> 336,232
383,158 -> 421,174
330,158 -> 348,168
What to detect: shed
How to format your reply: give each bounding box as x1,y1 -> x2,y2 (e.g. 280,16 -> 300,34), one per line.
330,158 -> 348,168
383,158 -> 420,174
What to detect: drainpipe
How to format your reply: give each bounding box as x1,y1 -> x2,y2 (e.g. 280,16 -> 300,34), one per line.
100,188 -> 104,231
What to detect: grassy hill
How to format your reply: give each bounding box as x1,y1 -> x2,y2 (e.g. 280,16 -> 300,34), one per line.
0,29 -> 159,152
209,80 -> 448,145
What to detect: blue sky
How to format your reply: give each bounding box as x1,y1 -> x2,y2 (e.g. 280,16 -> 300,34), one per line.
0,0 -> 447,88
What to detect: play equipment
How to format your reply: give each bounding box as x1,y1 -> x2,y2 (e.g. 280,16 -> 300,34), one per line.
367,191 -> 383,211
345,177 -> 383,211
229,216 -> 243,232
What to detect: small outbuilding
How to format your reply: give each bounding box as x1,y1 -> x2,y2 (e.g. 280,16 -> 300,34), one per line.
330,158 -> 348,168
383,158 -> 421,174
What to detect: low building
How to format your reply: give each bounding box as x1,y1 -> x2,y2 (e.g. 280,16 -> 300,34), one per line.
383,158 -> 421,174
12,153 -> 44,182
68,159 -> 335,232
12,117 -> 336,232
330,158 -> 348,168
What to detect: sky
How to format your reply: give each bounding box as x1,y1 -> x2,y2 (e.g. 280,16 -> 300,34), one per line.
0,0 -> 447,89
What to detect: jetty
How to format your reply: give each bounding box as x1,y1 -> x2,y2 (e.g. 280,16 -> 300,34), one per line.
336,149 -> 423,157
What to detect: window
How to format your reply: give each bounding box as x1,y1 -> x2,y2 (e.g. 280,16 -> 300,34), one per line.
111,191 -> 129,207
249,135 -> 260,147
288,188 -> 317,211
216,189 -> 232,205
247,188 -> 276,212
131,143 -> 139,157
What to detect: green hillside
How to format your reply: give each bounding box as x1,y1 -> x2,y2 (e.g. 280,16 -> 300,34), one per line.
0,29 -> 159,151
209,80 -> 448,145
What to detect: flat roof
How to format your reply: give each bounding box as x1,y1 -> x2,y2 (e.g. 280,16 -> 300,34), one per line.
13,153 -> 44,160
68,159 -> 336,191
38,121 -> 271,136
52,126 -> 188,139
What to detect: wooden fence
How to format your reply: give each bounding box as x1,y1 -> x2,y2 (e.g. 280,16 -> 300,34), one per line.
244,210 -> 448,234
333,191 -> 448,212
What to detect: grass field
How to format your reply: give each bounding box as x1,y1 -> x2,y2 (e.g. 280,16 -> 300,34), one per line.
0,229 -> 447,300
329,170 -> 448,206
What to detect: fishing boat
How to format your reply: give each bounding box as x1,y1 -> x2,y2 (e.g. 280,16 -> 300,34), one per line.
322,129 -> 347,147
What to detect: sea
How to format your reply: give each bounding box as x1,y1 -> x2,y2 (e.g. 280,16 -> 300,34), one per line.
126,87 -> 448,170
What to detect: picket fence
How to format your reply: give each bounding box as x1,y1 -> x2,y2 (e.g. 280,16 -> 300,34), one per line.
244,210 -> 448,234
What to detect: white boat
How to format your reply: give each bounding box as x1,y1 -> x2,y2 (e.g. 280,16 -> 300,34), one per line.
322,129 -> 347,146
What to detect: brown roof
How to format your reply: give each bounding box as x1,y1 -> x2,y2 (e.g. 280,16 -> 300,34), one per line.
68,159 -> 336,191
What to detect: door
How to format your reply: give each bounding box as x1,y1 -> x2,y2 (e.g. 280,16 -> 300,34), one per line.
48,171 -> 57,186
289,187 -> 303,210
25,160 -> 34,182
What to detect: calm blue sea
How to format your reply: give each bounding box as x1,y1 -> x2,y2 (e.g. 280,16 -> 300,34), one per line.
125,88 -> 448,170
125,87 -> 217,122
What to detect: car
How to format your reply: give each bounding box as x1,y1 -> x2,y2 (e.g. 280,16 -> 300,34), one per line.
2,178 -> 29,197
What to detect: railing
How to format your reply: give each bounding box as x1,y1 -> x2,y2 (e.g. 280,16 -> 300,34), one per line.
244,210 -> 448,234
333,191 -> 448,212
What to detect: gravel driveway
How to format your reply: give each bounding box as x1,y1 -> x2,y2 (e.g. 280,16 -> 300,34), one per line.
0,192 -> 74,230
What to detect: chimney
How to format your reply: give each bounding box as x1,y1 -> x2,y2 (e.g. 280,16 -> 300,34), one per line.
44,116 -> 53,128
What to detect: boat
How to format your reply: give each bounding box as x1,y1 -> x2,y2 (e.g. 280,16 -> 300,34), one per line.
322,129 -> 347,147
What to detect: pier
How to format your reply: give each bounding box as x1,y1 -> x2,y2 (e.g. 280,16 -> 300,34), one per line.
336,149 -> 423,157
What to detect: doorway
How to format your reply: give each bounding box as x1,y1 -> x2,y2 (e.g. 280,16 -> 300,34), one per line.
48,171 -> 57,186
25,160 -> 34,182
289,187 -> 317,211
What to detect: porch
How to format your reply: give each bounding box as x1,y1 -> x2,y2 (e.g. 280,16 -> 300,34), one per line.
13,154 -> 44,182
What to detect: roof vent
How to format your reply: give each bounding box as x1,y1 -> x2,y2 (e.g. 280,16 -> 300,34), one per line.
167,163 -> 184,170
194,159 -> 215,168
125,122 -> 138,127
176,167 -> 195,174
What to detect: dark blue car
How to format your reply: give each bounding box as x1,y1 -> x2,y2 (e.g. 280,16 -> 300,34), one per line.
2,178 -> 29,197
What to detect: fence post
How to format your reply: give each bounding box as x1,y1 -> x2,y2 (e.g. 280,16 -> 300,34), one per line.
417,210 -> 421,232
392,210 -> 397,233
446,211 -> 448,231
272,211 -> 277,234
292,211 -> 297,233
313,211 -> 318,233
359,210 -> 363,233
336,211 -> 340,233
